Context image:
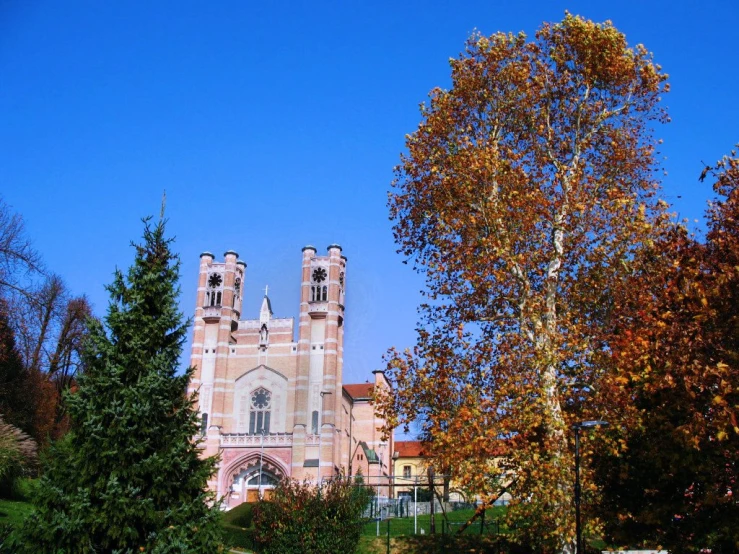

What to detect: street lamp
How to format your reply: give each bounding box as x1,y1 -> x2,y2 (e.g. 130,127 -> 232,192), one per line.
572,420 -> 609,554
258,429 -> 266,500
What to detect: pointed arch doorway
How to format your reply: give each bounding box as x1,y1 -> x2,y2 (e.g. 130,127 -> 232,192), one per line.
227,455 -> 286,505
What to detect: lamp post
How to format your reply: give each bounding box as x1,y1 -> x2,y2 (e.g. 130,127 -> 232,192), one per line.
572,420 -> 609,554
258,429 -> 266,500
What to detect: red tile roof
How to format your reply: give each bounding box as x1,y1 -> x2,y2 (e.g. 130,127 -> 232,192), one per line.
343,383 -> 374,400
395,441 -> 429,458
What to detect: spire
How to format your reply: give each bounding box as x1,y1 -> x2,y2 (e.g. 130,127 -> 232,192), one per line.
259,287 -> 273,325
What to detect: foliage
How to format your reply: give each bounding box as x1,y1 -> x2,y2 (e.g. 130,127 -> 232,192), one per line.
221,502 -> 257,550
0,418 -> 37,497
0,197 -> 92,445
223,501 -> 255,529
379,13 -> 668,552
253,475 -> 373,554
8,276 -> 93,444
593,150 -> 739,552
7,217 -> 224,553
0,300 -> 35,436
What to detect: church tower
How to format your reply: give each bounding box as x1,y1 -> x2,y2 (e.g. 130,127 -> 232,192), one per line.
290,245 -> 347,481
191,250 -> 245,434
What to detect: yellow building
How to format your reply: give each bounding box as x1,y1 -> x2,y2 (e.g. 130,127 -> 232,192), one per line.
392,441 -> 430,500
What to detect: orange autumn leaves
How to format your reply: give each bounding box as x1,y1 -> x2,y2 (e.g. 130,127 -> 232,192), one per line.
605,154 -> 739,447
380,13 -> 672,550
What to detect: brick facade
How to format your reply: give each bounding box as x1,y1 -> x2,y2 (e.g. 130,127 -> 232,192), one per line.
188,246 -> 393,507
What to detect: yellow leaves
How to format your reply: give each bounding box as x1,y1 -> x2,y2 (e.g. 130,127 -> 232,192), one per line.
712,395 -> 726,406
717,430 -> 727,441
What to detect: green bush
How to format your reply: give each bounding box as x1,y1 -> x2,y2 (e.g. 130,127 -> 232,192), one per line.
0,419 -> 37,498
222,524 -> 257,550
223,501 -> 255,529
253,476 -> 372,554
222,502 -> 257,550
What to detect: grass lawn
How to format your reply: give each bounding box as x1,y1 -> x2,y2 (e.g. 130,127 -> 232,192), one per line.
356,534 -> 503,554
361,506 -> 507,538
0,498 -> 33,527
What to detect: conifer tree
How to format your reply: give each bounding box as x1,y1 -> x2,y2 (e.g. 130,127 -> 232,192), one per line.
10,217 -> 224,553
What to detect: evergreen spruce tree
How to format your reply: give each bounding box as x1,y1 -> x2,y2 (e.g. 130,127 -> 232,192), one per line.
10,217 -> 224,553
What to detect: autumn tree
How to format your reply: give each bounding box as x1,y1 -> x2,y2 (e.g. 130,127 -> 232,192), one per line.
0,198 -> 91,443
6,277 -> 92,443
0,299 -> 35,435
379,14 -> 668,552
593,151 -> 739,552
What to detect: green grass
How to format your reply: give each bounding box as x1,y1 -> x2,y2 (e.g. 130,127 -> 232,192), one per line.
361,506 -> 507,538
0,478 -> 36,528
356,534 -> 504,554
0,498 -> 33,527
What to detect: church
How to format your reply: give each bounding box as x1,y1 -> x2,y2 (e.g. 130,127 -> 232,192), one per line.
187,245 -> 394,507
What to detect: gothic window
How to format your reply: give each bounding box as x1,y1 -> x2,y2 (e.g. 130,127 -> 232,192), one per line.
339,272 -> 344,288
312,267 -> 327,283
234,278 -> 241,294
208,273 -> 222,288
246,472 -> 279,487
200,413 -> 208,436
311,285 -> 325,302
249,387 -> 271,435
311,410 -> 319,434
216,291 -> 222,305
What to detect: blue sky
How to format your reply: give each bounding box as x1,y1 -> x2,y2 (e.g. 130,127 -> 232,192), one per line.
1,0 -> 737,386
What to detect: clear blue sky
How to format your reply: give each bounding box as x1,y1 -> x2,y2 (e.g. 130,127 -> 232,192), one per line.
1,1 -> 737,385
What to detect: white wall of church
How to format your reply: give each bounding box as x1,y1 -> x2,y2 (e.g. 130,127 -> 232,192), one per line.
233,366 -> 289,434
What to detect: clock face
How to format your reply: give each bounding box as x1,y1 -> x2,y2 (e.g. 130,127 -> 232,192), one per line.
208,273 -> 222,288
312,267 -> 327,283
251,388 -> 271,409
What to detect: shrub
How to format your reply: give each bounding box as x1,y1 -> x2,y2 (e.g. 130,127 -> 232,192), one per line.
253,475 -> 372,554
0,418 -> 37,497
223,501 -> 255,529
222,524 -> 257,550
222,502 -> 257,550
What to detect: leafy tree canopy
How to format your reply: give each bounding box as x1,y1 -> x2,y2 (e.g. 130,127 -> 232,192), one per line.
379,13 -> 668,552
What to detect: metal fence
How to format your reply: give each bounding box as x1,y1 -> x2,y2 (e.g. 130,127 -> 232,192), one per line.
337,474 -> 508,541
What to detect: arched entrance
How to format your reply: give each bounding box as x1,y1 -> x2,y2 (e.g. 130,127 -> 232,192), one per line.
225,454 -> 287,506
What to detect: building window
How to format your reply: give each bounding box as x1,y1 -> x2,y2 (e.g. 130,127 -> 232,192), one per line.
249,387 -> 271,435
311,410 -> 319,434
403,465 -> 411,479
200,413 -> 208,436
322,286 -> 327,301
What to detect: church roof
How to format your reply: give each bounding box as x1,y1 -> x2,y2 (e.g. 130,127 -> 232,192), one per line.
358,441 -> 379,464
261,294 -> 273,315
395,441 -> 429,458
343,383 -> 374,400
